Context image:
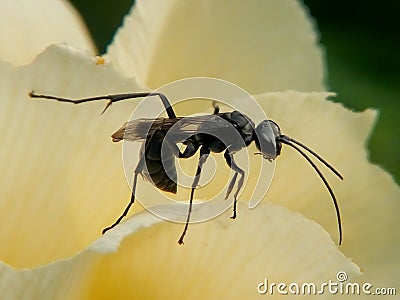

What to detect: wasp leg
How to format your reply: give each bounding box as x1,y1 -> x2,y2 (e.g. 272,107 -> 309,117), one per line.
212,101 -> 220,114
163,135 -> 199,159
224,150 -> 245,219
225,172 -> 238,200
102,155 -> 145,234
29,91 -> 176,118
178,146 -> 210,245
179,142 -> 200,159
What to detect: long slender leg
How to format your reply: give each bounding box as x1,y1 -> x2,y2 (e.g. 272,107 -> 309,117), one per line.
102,154 -> 145,234
224,150 -> 245,219
29,91 -> 176,118
225,172 -> 238,200
162,134 -> 199,159
102,138 -> 200,234
212,102 -> 220,114
179,142 -> 200,159
178,147 -> 210,245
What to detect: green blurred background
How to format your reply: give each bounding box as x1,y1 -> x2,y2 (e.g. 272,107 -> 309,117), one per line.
69,0 -> 399,183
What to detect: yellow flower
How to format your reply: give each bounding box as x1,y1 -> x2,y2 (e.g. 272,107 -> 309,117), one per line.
0,0 -> 95,65
0,0 -> 398,299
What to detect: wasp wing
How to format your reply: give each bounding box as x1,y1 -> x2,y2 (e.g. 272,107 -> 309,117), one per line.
111,114 -> 234,143
111,118 -> 174,142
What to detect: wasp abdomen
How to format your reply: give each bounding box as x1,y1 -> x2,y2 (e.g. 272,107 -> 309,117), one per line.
142,129 -> 177,193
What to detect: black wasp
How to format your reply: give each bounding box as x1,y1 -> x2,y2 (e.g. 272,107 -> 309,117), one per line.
29,91 -> 343,245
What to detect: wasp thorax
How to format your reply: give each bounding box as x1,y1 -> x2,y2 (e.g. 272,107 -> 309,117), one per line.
254,120 -> 282,160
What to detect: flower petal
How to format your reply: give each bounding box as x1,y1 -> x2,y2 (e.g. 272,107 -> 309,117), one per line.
0,203 -> 360,299
0,0 -> 96,65
107,0 -> 325,92
0,44 -> 146,268
255,91 -> 400,291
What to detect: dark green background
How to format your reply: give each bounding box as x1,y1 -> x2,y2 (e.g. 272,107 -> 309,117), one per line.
69,0 -> 400,183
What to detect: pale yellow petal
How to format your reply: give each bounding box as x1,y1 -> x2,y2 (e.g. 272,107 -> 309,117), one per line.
0,44 -> 146,268
107,0 -> 325,92
0,203 -> 360,299
255,92 -> 400,292
0,0 -> 96,65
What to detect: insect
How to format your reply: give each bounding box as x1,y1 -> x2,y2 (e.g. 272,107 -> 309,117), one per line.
29,91 -> 343,245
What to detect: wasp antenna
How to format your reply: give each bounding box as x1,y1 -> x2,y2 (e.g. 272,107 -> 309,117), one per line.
280,135 -> 343,180
278,137 -> 342,245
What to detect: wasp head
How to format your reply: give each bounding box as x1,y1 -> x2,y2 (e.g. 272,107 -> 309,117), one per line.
254,120 -> 282,161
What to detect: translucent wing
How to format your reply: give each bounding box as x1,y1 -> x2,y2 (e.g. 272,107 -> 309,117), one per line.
111,114 -> 235,143
111,118 -> 170,142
